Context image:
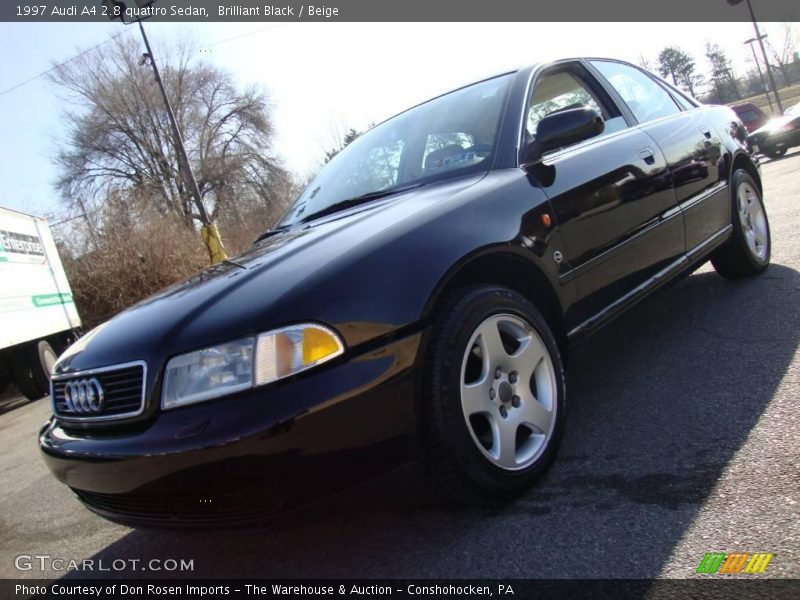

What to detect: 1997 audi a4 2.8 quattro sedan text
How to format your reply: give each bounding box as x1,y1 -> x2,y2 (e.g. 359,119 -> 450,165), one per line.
40,58 -> 771,528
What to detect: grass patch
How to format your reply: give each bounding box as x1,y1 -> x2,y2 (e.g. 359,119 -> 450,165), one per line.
726,82 -> 800,116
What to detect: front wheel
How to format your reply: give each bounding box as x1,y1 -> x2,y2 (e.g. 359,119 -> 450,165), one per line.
765,147 -> 787,160
711,169 -> 771,279
422,285 -> 566,503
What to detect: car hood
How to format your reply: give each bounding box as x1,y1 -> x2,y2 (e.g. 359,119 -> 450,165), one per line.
55,174 -> 486,374
752,114 -> 796,136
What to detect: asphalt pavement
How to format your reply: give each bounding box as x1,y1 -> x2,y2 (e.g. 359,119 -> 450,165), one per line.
1,151 -> 798,580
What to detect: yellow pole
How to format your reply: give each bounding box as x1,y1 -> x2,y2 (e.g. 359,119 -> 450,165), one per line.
200,223 -> 228,265
138,21 -> 228,265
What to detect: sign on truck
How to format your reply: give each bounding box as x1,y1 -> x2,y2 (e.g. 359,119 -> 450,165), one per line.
0,206 -> 82,400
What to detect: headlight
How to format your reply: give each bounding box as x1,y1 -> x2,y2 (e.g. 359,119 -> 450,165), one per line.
162,323 -> 344,410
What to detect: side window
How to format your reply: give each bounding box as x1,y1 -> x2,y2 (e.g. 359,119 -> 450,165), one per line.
654,75 -> 698,111
526,67 -> 627,141
591,60 -> 681,123
670,89 -> 696,111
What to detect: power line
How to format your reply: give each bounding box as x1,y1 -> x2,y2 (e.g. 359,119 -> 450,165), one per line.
151,23 -> 291,63
203,24 -> 289,50
0,29 -> 128,97
0,23 -> 288,98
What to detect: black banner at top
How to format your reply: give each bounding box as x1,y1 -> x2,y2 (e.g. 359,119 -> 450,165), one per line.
3,0 -> 800,22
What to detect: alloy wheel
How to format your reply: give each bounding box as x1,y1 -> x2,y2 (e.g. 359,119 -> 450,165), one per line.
459,314 -> 557,471
736,181 -> 769,261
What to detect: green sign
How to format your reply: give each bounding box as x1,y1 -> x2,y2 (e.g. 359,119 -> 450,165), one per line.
31,293 -> 74,307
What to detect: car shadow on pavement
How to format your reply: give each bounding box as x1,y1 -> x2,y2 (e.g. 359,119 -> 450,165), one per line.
62,263 -> 800,579
0,394 -> 30,416
759,147 -> 799,164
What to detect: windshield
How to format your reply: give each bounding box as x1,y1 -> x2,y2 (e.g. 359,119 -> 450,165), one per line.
738,110 -> 761,123
277,73 -> 514,227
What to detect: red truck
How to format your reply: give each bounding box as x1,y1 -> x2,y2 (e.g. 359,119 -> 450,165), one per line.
731,102 -> 768,133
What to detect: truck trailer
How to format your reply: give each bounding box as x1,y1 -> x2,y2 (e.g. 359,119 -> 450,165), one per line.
0,207 -> 81,400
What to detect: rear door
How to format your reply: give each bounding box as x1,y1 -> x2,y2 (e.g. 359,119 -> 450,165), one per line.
523,61 -> 683,335
589,60 -> 728,254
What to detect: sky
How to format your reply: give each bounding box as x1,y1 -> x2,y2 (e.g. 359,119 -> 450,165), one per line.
0,21 -> 796,219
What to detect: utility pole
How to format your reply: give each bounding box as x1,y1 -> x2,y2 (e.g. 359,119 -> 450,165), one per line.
102,0 -> 227,264
729,0 -> 784,114
76,196 -> 99,250
136,21 -> 226,264
51,198 -> 99,251
745,37 -> 774,112
138,22 -> 206,225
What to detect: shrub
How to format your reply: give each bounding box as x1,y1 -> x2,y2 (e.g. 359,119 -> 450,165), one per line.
59,199 -> 209,328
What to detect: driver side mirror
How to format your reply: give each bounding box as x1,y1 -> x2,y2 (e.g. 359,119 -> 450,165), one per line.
523,107 -> 605,168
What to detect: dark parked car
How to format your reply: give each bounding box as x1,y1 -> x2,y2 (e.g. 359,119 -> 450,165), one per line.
731,102 -> 768,134
749,102 -> 800,159
40,58 -> 770,528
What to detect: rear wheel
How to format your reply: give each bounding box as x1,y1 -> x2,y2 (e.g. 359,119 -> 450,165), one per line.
711,169 -> 770,279
10,340 -> 57,401
422,285 -> 566,503
765,147 -> 787,160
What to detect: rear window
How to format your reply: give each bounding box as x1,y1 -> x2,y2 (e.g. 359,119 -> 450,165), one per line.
738,110 -> 761,123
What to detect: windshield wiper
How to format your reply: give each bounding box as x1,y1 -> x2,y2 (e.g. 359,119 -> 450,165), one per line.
298,183 -> 425,224
253,224 -> 291,244
222,258 -> 246,270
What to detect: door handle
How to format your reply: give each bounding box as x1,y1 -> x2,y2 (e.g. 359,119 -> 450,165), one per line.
700,126 -> 712,139
637,147 -> 655,165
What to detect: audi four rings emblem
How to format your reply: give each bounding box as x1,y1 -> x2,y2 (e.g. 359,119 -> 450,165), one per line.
63,378 -> 105,413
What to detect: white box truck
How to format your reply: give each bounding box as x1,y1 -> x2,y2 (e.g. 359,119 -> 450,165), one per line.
0,207 -> 82,400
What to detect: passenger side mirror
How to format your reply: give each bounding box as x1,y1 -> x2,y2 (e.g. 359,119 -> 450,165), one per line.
523,107 -> 605,167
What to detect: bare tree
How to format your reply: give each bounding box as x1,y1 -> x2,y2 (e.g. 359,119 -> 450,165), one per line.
324,127 -> 363,164
49,34 -> 293,231
637,54 -> 653,72
765,23 -> 798,86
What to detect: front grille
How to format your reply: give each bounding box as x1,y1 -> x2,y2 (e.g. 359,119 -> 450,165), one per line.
52,361 -> 146,421
72,486 -> 286,527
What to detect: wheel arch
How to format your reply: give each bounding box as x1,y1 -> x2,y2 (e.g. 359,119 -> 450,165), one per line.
730,150 -> 763,196
422,248 -> 568,362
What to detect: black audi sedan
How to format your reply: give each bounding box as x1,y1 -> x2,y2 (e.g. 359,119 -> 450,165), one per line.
40,57 -> 770,528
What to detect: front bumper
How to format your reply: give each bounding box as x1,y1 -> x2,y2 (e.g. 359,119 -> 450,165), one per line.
39,331 -> 423,528
752,129 -> 800,154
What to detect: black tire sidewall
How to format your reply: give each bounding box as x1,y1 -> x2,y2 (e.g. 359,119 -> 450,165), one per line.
428,286 -> 566,497
730,169 -> 771,271
10,352 -> 45,401
11,341 -> 55,400
32,341 -> 57,391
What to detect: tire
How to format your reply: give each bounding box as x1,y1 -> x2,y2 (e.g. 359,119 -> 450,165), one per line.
422,285 -> 566,503
765,147 -> 786,159
10,341 -> 57,401
711,169 -> 771,279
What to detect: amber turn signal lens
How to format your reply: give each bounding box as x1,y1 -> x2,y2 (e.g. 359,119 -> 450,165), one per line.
302,327 -> 342,364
